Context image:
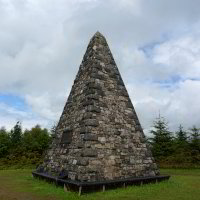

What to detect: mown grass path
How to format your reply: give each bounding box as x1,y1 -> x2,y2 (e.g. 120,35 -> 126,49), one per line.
0,169 -> 199,200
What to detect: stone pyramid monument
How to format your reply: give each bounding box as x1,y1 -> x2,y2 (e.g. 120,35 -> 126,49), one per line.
35,32 -> 162,185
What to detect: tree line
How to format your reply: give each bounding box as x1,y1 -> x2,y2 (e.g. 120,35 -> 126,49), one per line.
0,117 -> 199,169
0,122 -> 52,169
149,116 -> 200,168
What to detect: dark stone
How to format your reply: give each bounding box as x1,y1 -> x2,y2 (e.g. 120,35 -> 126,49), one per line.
127,112 -> 135,119
99,102 -> 108,108
110,116 -> 115,122
82,100 -> 95,107
110,73 -> 117,79
96,64 -> 102,70
84,119 -> 99,127
87,105 -> 101,113
87,82 -> 102,90
80,127 -> 90,134
84,134 -> 98,141
135,119 -> 140,125
117,79 -> 124,86
126,102 -> 133,108
113,68 -> 120,75
114,130 -> 121,135
85,88 -> 96,95
65,102 -> 72,108
64,126 -> 73,132
58,169 -> 68,179
77,142 -> 84,148
119,90 -> 129,97
77,158 -> 89,166
145,150 -> 152,157
83,112 -> 94,119
82,149 -> 97,157
104,67 -> 111,73
87,94 -> 99,100
135,125 -> 143,132
90,73 -> 105,80
96,89 -> 105,97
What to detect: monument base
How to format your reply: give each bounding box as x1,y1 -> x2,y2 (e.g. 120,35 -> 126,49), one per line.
32,171 -> 170,195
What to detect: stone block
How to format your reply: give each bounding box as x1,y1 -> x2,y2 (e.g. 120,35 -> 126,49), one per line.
90,73 -> 105,80
82,100 -> 95,107
83,112 -> 94,119
82,149 -> 97,157
77,158 -> 89,166
126,101 -> 133,108
87,94 -> 99,100
72,159 -> 77,165
87,105 -> 101,113
68,172 -> 77,180
87,82 -> 102,90
80,127 -> 89,134
84,134 -> 98,141
135,125 -> 143,132
95,144 -> 104,148
98,137 -> 106,143
117,79 -> 124,86
77,142 -> 84,148
107,159 -> 115,165
84,119 -> 99,127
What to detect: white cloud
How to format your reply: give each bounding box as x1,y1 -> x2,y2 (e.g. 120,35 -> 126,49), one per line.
153,31 -> 200,79
0,0 -> 200,133
0,101 -> 49,130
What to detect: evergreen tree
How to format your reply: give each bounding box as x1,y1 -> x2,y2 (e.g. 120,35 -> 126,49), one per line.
10,121 -> 22,147
189,126 -> 200,153
0,127 -> 11,157
175,124 -> 188,148
150,115 -> 173,159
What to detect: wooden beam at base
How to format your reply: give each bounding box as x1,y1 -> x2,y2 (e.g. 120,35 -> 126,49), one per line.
79,186 -> 82,196
102,185 -> 105,192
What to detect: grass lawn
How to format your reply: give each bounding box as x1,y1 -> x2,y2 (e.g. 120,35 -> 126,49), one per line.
0,168 -> 199,200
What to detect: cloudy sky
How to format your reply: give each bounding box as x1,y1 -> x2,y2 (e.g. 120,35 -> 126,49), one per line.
0,0 -> 200,134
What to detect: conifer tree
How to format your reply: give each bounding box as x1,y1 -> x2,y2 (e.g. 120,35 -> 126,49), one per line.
175,124 -> 188,148
150,115 -> 173,159
10,121 -> 22,146
189,126 -> 200,153
0,127 -> 11,157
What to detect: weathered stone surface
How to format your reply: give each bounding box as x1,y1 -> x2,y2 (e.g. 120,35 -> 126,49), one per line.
83,134 -> 98,141
87,105 -> 101,113
82,149 -> 97,157
77,158 -> 89,166
84,119 -> 99,127
39,31 -> 159,183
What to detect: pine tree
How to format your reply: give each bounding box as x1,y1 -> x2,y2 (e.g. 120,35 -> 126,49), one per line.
175,124 -> 188,148
150,115 -> 173,159
0,127 -> 11,157
189,126 -> 200,153
10,121 -> 22,146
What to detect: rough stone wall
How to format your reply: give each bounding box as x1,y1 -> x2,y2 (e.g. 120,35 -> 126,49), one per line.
40,32 -> 159,182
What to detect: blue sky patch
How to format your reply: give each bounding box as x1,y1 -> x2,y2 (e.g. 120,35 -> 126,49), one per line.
0,93 -> 28,111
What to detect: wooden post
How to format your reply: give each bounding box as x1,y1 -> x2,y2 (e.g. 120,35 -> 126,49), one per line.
64,184 -> 68,192
102,185 -> 105,192
78,186 -> 82,196
123,183 -> 126,188
141,181 -> 143,186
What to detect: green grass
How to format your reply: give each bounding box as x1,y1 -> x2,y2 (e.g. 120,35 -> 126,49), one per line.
0,168 -> 199,200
